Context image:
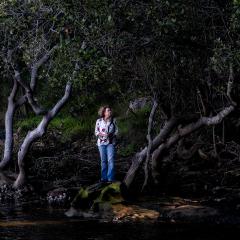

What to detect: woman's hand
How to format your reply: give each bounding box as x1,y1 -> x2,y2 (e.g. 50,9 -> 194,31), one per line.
98,132 -> 108,137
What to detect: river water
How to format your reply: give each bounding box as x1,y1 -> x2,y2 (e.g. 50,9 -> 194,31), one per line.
0,202 -> 240,240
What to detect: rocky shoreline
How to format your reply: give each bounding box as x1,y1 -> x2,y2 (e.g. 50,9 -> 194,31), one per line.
1,131 -> 240,224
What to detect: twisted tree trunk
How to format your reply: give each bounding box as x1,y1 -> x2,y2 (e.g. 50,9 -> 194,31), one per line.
151,105 -> 235,183
13,82 -> 72,189
0,46 -> 73,190
123,63 -> 236,189
123,117 -> 179,188
0,47 -> 57,170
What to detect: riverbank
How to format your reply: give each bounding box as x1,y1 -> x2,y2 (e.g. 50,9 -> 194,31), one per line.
1,122 -> 240,225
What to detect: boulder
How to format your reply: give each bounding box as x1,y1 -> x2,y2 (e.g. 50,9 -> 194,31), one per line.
126,97 -> 151,115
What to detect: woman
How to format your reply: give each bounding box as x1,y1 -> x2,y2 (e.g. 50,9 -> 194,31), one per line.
95,105 -> 118,183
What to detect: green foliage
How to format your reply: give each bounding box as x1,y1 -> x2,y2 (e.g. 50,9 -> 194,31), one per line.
41,41 -> 112,111
1,0 -> 240,143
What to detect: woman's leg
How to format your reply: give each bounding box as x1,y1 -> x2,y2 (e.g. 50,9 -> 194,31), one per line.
106,144 -> 115,181
98,145 -> 108,181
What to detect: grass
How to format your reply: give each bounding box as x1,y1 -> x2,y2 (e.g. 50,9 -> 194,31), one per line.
15,115 -> 42,131
15,113 -> 97,143
14,103 -> 152,148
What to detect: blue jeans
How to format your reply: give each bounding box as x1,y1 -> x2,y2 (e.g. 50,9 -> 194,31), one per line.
98,144 -> 115,181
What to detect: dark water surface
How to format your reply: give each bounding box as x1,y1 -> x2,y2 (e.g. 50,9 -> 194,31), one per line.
1,202 -> 240,240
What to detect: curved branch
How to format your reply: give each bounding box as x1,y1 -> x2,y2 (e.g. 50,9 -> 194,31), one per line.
13,82 -> 72,189
151,105 -> 235,183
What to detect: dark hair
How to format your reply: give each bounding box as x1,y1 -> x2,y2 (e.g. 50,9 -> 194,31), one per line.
98,105 -> 112,118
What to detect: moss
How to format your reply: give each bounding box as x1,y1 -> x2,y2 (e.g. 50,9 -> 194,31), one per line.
71,182 -> 124,211
93,182 -> 123,206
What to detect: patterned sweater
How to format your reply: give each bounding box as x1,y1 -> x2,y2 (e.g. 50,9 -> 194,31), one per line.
95,117 -> 118,146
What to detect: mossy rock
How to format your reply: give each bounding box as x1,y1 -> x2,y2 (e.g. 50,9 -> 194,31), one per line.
92,182 -> 124,210
70,181 -> 124,211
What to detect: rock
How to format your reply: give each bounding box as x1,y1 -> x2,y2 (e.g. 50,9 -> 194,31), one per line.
70,181 -> 124,209
65,181 -> 125,218
92,181 -> 124,210
65,206 -> 98,218
0,181 -> 35,203
47,187 -> 72,206
65,181 -> 160,222
126,97 -> 151,115
112,204 -> 159,222
160,205 -> 219,221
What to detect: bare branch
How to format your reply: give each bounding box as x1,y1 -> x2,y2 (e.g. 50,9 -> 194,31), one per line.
142,99 -> 158,191
30,45 -> 58,91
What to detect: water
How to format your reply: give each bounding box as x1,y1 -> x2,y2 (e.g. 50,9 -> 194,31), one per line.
1,202 -> 240,240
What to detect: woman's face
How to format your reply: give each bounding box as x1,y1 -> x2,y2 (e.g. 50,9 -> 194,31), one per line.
104,107 -> 112,119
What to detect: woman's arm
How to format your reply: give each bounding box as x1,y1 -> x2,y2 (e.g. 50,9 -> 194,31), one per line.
95,119 -> 100,137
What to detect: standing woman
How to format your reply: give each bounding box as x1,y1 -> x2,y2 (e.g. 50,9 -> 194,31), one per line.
95,105 -> 118,183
